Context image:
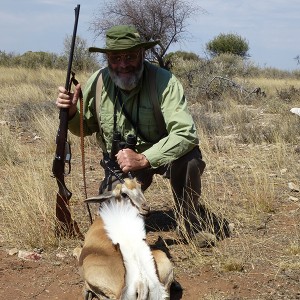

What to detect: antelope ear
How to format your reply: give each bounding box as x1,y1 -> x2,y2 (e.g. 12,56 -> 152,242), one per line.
84,192 -> 114,203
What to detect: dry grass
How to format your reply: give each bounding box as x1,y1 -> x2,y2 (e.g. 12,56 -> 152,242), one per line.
245,77 -> 300,96
0,68 -> 91,249
0,66 -> 300,298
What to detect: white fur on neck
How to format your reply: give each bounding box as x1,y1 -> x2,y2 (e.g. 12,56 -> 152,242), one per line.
99,199 -> 168,300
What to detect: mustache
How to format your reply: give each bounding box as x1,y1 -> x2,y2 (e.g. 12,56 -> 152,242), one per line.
108,64 -> 144,91
115,66 -> 136,73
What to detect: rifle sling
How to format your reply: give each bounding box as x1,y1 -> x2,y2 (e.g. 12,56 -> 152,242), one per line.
79,88 -> 93,225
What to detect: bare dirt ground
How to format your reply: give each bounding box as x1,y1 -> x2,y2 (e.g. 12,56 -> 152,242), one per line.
1,195 -> 300,300
1,137 -> 300,300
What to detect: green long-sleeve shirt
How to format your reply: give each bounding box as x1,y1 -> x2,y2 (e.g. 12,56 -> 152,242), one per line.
68,61 -> 199,168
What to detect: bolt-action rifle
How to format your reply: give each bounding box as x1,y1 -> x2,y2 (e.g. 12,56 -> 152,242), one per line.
52,4 -> 82,238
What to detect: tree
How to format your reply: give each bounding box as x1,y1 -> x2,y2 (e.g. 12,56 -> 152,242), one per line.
63,35 -> 100,71
89,0 -> 202,69
165,51 -> 199,61
18,51 -> 59,69
0,51 -> 16,67
206,33 -> 250,59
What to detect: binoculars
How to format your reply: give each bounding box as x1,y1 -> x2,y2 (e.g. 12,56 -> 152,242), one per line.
110,131 -> 137,160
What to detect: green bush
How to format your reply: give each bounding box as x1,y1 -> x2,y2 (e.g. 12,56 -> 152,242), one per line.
0,35 -> 100,71
165,51 -> 200,62
206,33 -> 249,58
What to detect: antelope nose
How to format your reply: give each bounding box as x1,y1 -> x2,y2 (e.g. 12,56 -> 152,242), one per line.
142,203 -> 150,214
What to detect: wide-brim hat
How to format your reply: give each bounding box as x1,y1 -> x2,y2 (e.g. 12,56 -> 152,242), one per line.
89,25 -> 159,53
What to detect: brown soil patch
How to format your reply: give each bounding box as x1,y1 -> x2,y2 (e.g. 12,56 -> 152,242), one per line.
1,136 -> 300,300
1,196 -> 300,300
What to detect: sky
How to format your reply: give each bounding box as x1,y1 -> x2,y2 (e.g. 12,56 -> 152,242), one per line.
1,0 -> 299,71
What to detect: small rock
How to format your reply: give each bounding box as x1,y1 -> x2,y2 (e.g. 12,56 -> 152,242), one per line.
18,250 -> 42,261
56,252 -> 66,259
280,168 -> 287,175
192,231 -> 217,248
290,107 -> 300,116
288,182 -> 299,192
33,135 -> 41,141
288,196 -> 299,202
8,248 -> 19,256
228,223 -> 235,234
33,248 -> 44,254
269,173 -> 278,177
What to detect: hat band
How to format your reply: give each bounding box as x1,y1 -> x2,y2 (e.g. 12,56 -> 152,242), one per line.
106,39 -> 141,51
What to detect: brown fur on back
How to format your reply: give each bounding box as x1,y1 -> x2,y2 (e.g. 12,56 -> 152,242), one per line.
79,217 -> 125,298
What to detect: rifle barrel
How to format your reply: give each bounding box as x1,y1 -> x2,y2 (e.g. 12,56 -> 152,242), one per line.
65,4 -> 80,91
53,4 -> 82,238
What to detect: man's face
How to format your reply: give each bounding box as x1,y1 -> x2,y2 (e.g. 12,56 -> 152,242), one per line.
107,48 -> 144,91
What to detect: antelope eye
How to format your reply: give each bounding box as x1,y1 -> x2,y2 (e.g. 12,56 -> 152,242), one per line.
121,193 -> 128,198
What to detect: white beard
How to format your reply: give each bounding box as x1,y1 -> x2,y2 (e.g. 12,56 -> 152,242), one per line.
108,64 -> 144,91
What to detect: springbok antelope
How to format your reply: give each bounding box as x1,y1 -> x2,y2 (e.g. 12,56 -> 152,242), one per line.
76,178 -> 174,300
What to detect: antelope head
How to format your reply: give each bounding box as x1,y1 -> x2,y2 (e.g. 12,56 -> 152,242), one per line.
85,178 -> 150,216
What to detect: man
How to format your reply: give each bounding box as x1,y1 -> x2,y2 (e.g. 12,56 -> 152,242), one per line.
56,25 -> 229,246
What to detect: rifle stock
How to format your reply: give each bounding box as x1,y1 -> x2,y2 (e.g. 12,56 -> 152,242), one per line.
52,4 -> 82,238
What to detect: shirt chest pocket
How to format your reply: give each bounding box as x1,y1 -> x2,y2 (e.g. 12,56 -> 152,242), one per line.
100,113 -> 114,149
138,107 -> 161,143
100,106 -> 162,146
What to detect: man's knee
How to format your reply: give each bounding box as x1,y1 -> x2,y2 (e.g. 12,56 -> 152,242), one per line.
171,146 -> 206,175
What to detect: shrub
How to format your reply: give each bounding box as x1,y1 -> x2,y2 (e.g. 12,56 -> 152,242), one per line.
206,33 -> 249,58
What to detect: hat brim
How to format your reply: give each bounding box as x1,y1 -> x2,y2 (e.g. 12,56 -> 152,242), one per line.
89,40 -> 160,53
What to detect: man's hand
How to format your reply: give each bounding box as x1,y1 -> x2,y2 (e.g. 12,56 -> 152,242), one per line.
116,148 -> 150,173
56,84 -> 81,118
